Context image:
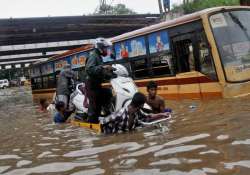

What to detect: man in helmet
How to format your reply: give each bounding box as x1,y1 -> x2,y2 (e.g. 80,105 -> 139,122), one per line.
85,37 -> 113,123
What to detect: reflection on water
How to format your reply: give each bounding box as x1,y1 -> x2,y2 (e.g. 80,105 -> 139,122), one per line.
1,87 -> 250,174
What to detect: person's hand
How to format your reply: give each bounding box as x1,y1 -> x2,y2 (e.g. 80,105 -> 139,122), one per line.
150,112 -> 170,119
103,65 -> 113,71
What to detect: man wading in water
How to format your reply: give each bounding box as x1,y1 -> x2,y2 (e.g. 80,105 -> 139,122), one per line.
55,64 -> 76,118
146,81 -> 166,113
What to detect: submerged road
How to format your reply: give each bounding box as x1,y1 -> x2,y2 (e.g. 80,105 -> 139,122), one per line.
0,87 -> 250,175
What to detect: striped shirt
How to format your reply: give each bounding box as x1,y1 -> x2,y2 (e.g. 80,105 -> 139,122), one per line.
99,106 -> 145,133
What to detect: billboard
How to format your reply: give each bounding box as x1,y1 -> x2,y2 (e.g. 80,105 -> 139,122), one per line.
54,57 -> 71,72
115,37 -> 147,59
148,30 -> 170,54
102,47 -> 115,63
71,52 -> 88,69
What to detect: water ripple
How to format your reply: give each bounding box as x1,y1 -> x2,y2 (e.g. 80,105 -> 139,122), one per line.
154,145 -> 206,157
150,158 -> 202,166
70,168 -> 105,175
224,160 -> 250,169
3,161 -> 100,175
64,142 -> 143,158
0,166 -> 11,174
119,169 -> 208,175
16,160 -> 32,168
164,134 -> 210,146
0,155 -> 21,160
232,139 -> 250,145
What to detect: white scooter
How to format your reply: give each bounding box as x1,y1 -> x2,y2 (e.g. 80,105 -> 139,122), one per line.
72,64 -> 171,125
72,64 -> 140,115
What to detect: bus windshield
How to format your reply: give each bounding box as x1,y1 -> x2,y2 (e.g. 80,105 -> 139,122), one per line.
210,10 -> 250,82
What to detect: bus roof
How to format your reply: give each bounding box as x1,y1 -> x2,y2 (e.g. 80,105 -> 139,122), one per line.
50,44 -> 93,61
111,6 -> 249,42
31,44 -> 93,66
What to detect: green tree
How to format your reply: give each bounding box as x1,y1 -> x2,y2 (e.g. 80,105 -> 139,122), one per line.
112,4 -> 136,15
95,3 -> 136,15
173,0 -> 240,14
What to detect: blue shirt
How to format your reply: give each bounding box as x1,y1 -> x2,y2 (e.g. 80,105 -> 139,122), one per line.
54,112 -> 66,123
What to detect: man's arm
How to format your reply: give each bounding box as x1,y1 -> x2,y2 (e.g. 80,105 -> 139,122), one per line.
63,70 -> 76,79
138,103 -> 169,123
159,96 -> 166,113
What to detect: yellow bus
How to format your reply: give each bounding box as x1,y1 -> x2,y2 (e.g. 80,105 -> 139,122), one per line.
31,6 -> 250,101
111,6 -> 250,99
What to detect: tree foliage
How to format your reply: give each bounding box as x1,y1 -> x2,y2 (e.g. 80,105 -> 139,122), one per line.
95,3 -> 136,15
173,0 -> 240,14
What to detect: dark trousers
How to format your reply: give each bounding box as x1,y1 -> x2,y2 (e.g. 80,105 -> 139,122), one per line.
85,80 -> 112,123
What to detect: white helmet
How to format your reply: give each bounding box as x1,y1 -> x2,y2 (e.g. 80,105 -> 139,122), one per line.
94,37 -> 112,49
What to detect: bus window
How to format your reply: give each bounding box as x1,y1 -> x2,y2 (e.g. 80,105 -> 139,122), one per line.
151,53 -> 173,77
148,30 -> 173,76
42,76 -> 48,89
48,75 -> 55,88
31,78 -> 35,90
173,38 -> 196,73
131,58 -> 150,79
197,38 -> 217,80
56,72 -> 60,82
35,77 -> 42,89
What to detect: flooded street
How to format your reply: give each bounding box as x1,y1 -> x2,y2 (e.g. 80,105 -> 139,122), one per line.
0,87 -> 250,175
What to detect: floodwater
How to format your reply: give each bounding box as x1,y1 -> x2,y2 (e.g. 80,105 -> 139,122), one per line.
0,87 -> 250,175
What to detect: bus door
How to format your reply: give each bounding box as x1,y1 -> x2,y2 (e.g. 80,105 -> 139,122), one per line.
171,32 -> 202,99
195,31 -> 222,99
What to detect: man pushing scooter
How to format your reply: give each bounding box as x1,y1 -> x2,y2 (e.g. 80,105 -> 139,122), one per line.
99,92 -> 171,134
85,38 -> 114,123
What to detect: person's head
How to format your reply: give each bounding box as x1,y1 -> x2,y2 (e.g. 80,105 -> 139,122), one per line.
94,38 -> 112,57
130,92 -> 146,112
55,101 -> 65,112
147,81 -> 158,98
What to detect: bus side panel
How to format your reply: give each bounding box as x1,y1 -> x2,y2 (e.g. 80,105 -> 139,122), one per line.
223,81 -> 250,98
158,84 -> 179,100
200,82 -> 223,99
176,72 -> 201,99
178,84 -> 201,99
32,89 -> 56,103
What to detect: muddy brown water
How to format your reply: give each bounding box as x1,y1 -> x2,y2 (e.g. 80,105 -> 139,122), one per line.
0,87 -> 250,175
